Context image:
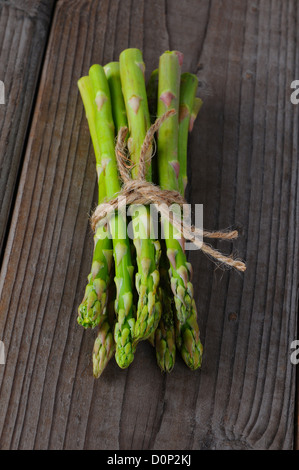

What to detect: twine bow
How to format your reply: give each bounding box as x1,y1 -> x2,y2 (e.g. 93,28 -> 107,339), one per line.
91,110 -> 246,273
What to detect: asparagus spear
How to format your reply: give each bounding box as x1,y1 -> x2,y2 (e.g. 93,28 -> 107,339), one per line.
104,62 -> 128,131
144,71 -> 177,371
77,77 -> 113,329
157,51 -> 203,370
119,48 -> 162,344
178,73 -> 201,195
189,97 -> 203,133
93,270 -> 116,378
175,73 -> 204,370
119,48 -> 152,180
157,51 -> 189,322
154,244 -> 176,372
146,68 -> 160,184
93,317 -> 115,378
78,76 -> 117,376
146,68 -> 159,122
86,65 -> 136,369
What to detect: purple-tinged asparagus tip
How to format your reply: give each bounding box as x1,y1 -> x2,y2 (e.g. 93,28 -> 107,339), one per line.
185,262 -> 193,279
167,249 -> 178,269
177,266 -> 188,288
91,261 -> 104,280
93,278 -> 106,299
103,249 -> 113,272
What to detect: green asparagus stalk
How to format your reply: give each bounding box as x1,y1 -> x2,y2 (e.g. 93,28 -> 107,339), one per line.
119,48 -> 152,180
146,67 -> 177,370
157,51 -> 181,192
178,73 -> 200,195
157,51 -> 203,370
146,68 -> 159,184
146,68 -> 159,123
154,245 -> 176,372
86,64 -> 136,369
93,270 -> 116,378
176,81 -> 203,370
157,51 -> 188,321
104,60 -> 140,335
93,320 -> 115,377
77,77 -> 113,329
78,76 -> 117,376
189,97 -> 203,132
119,48 -> 162,344
77,234 -> 113,329
154,74 -> 201,371
104,62 -> 128,132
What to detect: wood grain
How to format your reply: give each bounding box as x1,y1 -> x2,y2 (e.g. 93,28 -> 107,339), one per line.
0,0 -> 297,450
0,0 -> 55,258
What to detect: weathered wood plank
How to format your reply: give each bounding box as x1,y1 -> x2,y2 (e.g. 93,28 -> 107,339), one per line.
0,0 -> 297,450
0,0 -> 55,258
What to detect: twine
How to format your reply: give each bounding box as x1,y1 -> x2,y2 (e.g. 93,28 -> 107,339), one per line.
91,110 -> 246,273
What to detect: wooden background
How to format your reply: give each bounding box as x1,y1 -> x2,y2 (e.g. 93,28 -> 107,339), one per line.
0,0 -> 298,450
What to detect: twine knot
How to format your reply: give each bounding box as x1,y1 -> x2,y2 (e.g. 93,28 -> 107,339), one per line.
90,110 -> 246,273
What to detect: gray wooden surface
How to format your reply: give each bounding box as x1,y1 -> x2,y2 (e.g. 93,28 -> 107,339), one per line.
0,0 -> 55,257
0,0 -> 297,450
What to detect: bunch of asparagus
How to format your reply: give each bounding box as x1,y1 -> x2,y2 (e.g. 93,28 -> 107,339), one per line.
77,48 -> 203,377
